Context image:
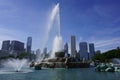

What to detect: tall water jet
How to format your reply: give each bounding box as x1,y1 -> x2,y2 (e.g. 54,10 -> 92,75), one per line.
37,3 -> 62,60
40,3 -> 63,58
50,3 -> 63,58
51,36 -> 63,58
43,3 -> 60,48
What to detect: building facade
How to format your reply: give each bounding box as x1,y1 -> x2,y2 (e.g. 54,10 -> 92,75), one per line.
27,37 -> 32,53
64,43 -> 68,53
64,42 -> 69,57
79,42 -> 88,60
71,35 -> 76,57
95,50 -> 101,54
1,40 -> 10,56
1,40 -> 10,51
89,43 -> 95,60
10,40 -> 24,55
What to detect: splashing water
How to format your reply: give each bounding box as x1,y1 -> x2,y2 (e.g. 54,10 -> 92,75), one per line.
47,3 -> 60,37
41,3 -> 60,49
3,59 -> 28,72
38,3 -> 63,59
49,3 -> 63,58
51,36 -> 63,58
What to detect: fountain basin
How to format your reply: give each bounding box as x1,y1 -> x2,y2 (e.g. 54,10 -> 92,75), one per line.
32,57 -> 90,70
55,51 -> 65,58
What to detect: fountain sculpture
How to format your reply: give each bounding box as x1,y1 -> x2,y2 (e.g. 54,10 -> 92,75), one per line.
30,3 -> 90,69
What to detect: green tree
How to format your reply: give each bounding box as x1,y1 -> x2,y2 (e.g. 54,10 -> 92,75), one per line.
92,48 -> 120,62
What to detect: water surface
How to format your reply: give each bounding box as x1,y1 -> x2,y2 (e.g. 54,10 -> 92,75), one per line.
0,68 -> 120,80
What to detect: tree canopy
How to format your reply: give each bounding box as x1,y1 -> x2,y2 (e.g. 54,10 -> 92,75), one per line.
92,48 -> 120,62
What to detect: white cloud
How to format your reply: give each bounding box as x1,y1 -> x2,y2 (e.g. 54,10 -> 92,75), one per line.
87,37 -> 120,52
95,38 -> 120,48
94,27 -> 120,36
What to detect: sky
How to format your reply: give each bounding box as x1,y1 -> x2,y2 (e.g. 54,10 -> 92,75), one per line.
0,0 -> 120,53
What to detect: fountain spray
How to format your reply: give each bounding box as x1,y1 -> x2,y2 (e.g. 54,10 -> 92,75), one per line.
37,3 -> 63,60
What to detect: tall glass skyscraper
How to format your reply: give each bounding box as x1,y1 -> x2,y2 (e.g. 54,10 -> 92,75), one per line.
64,42 -> 68,53
1,40 -> 24,56
27,37 -> 32,53
79,42 -> 88,60
1,40 -> 10,51
71,35 -> 76,57
89,43 -> 95,60
10,40 -> 24,52
9,40 -> 25,56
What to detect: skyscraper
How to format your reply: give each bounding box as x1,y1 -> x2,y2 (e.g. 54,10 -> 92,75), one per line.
64,43 -> 69,57
10,40 -> 24,55
36,49 -> 41,55
0,40 -> 10,57
1,40 -> 10,51
79,42 -> 88,60
43,47 -> 47,58
71,35 -> 76,57
64,42 -> 68,53
27,37 -> 32,53
36,49 -> 41,60
95,50 -> 101,54
43,47 -> 47,54
89,43 -> 95,60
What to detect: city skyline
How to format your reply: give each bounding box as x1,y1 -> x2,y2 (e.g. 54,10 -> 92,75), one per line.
0,0 -> 120,52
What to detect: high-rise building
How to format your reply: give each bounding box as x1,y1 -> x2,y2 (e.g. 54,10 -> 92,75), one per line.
43,47 -> 47,54
79,42 -> 88,60
95,50 -> 101,54
71,35 -> 76,57
10,40 -> 24,55
1,40 -> 10,51
89,43 -> 95,60
64,43 -> 69,57
27,37 -> 32,53
1,40 -> 10,55
36,49 -> 41,54
75,50 -> 80,59
43,47 -> 47,58
64,43 -> 68,53
36,49 -> 41,60
36,49 -> 41,55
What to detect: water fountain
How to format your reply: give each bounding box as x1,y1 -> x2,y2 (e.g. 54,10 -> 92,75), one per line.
44,3 -> 63,58
45,3 -> 64,59
50,3 -> 63,58
30,3 -> 65,69
3,59 -> 28,72
35,3 -> 63,62
31,3 -> 90,69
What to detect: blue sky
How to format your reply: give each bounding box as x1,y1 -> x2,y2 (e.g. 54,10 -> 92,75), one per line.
0,0 -> 120,53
